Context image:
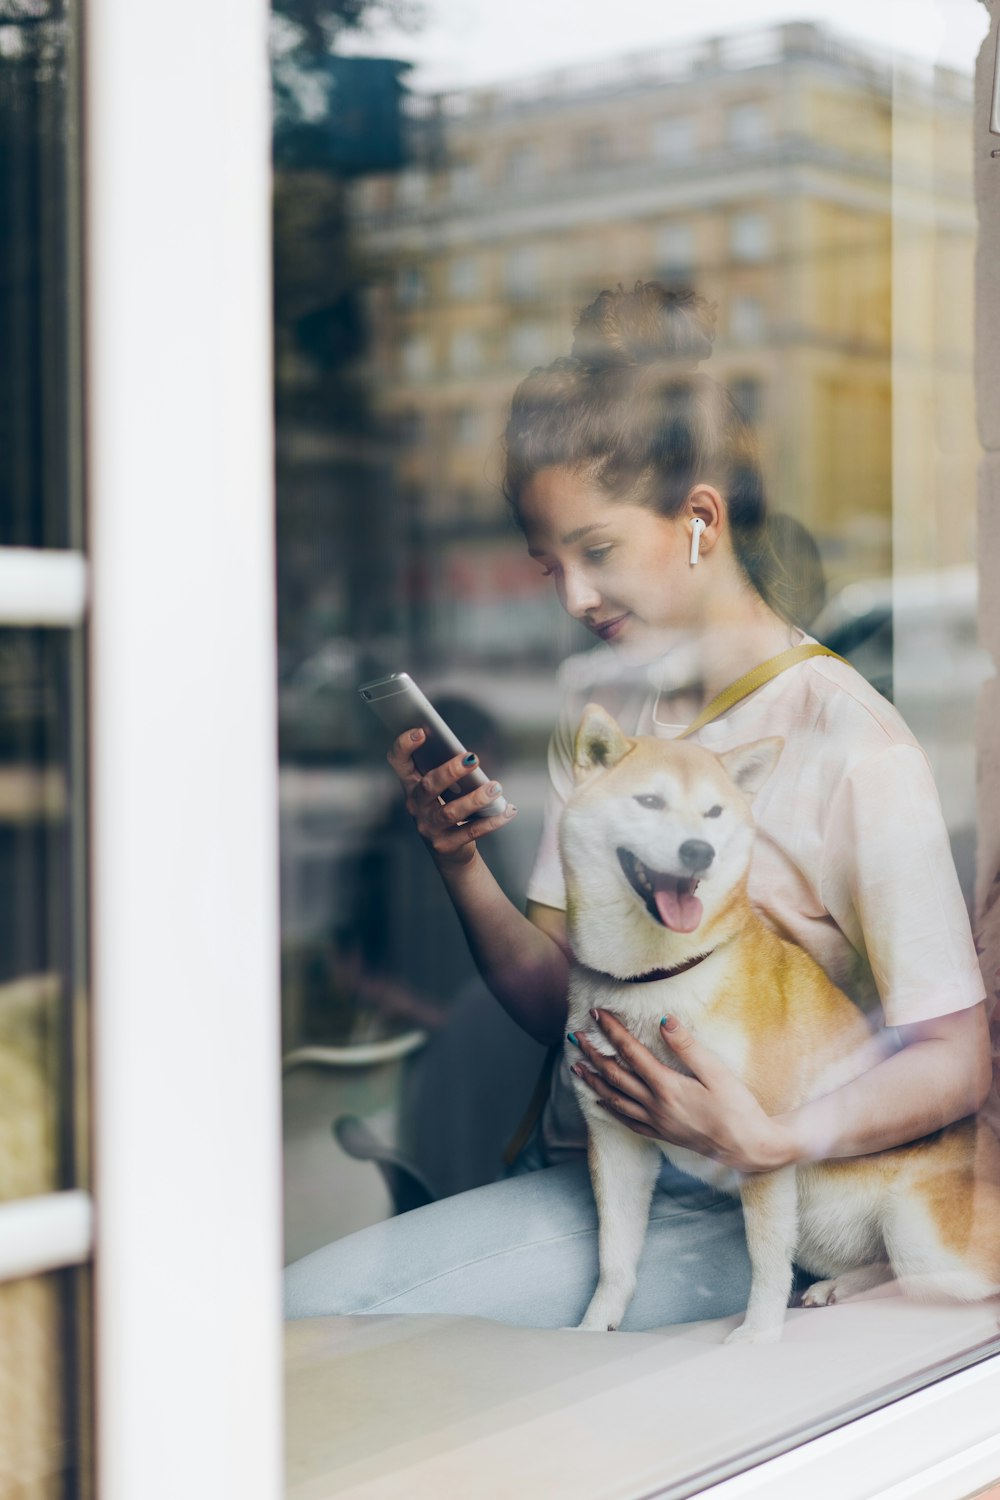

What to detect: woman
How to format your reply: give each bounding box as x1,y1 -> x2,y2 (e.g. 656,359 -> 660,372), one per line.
284,284 -> 990,1330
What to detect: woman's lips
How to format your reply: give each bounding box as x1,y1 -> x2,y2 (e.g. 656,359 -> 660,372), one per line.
590,614 -> 630,641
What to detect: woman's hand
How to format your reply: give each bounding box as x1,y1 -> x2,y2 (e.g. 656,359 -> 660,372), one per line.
387,727 -> 516,870
571,1010 -> 794,1174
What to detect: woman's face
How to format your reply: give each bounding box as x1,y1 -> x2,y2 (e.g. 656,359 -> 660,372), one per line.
518,466 -> 698,650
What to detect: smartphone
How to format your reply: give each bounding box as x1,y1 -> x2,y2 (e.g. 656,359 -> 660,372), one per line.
359,672 -> 507,819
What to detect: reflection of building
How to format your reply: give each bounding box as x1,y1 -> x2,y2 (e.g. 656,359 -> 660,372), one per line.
346,21 -> 975,617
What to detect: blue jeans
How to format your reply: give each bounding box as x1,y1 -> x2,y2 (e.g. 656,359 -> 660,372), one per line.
283,1153 -> 754,1332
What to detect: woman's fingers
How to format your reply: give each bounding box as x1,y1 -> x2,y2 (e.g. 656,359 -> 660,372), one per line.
571,1059 -> 655,1131
571,1031 -> 653,1105
587,1010 -> 668,1089
386,726 -> 428,786
385,732 -> 516,859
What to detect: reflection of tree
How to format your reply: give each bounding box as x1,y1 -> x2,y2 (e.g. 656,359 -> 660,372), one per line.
272,2 -> 419,730
0,0 -> 74,548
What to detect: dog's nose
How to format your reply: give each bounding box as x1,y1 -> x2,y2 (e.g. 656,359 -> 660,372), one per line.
678,839 -> 714,873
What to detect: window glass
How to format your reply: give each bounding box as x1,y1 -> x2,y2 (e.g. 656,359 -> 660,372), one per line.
652,114 -> 696,160
730,209 -> 771,262
656,221 -> 696,282
727,99 -> 769,148
448,254 -> 481,300
278,6 -> 998,1495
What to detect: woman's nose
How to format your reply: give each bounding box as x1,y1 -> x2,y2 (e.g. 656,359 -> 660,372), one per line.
560,567 -> 602,620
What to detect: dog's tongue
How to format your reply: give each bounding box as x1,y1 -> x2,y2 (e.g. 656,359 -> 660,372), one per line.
654,876 -> 703,933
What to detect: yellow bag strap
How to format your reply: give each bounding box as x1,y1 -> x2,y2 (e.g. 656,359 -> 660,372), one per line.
676,642 -> 846,740
501,639 -> 847,1170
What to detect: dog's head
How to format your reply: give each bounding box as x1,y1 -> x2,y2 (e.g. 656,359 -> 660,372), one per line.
559,703 -> 783,975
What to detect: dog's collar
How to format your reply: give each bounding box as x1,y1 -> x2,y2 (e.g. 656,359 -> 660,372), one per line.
581,949 -> 715,986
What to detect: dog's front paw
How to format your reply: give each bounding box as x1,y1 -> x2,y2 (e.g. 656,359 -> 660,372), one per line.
801,1278 -> 839,1307
724,1322 -> 782,1346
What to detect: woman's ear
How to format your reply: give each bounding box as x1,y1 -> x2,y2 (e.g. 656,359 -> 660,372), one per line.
685,484 -> 723,554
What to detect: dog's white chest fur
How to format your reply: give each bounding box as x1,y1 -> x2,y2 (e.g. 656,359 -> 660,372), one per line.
568,952 -> 748,1195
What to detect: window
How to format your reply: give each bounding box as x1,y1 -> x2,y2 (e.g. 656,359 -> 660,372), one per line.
509,322 -> 548,368
449,255 -> 481,300
401,336 -> 434,378
449,328 -> 483,373
579,130 -> 614,168
730,293 -> 766,343
731,210 -> 771,262
397,265 -> 427,307
449,161 -> 480,200
505,143 -> 542,185
652,115 -> 696,160
656,221 -> 696,282
730,375 -> 764,425
452,407 -> 483,446
505,244 -> 541,299
276,7 -> 1000,1500
727,99 -> 770,148
396,168 -> 429,207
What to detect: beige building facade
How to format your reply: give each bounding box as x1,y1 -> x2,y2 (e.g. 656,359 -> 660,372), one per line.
347,22 -> 975,600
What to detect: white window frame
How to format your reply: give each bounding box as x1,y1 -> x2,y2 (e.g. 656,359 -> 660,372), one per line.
84,3 -> 282,1499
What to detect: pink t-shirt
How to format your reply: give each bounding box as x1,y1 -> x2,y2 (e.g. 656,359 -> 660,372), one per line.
526,636 -> 986,1161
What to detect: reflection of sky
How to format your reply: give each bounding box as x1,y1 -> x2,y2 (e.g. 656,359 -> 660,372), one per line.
336,0 -> 988,91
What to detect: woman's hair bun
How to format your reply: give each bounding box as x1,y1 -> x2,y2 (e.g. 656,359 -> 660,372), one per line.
571,282 -> 716,371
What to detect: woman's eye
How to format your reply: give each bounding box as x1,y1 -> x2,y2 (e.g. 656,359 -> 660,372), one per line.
584,546 -> 613,564
705,805 -> 723,819
634,794 -> 666,811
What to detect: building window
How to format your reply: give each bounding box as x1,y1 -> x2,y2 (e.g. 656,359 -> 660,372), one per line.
449,162 -> 479,201
509,322 -> 548,369
397,407 -> 428,446
449,329 -> 483,374
452,407 -> 483,446
656,222 -> 696,284
505,244 -> 541,299
730,376 -> 764,425
397,266 -> 427,308
730,295 -> 765,344
505,143 -> 541,185
401,336 -> 434,379
652,115 -> 696,160
396,168 -> 429,208
730,210 -> 771,263
727,101 -> 769,149
579,131 -> 613,168
449,255 -> 481,301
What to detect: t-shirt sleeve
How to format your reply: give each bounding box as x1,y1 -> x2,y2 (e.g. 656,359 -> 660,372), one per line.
819,743 -> 985,1027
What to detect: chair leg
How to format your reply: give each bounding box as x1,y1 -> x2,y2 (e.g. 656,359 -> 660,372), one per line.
333,1115 -> 438,1215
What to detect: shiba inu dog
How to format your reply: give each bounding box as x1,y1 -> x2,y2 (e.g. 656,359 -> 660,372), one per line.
562,703 -> 1000,1343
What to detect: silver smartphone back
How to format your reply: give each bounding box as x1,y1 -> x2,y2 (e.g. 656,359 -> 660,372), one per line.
359,672 -> 507,818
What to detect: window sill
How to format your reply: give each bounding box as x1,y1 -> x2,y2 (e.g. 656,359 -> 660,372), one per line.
285,1290 -> 1000,1500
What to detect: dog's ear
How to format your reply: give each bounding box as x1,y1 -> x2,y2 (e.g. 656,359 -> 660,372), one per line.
573,704 -> 632,778
717,737 -> 784,800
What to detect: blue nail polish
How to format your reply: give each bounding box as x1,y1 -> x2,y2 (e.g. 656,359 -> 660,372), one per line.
462,752 -> 477,766
660,1017 -> 668,1027
567,1032 -> 579,1047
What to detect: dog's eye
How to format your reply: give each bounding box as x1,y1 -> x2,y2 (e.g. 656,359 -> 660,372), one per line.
705,805 -> 723,819
634,794 -> 666,811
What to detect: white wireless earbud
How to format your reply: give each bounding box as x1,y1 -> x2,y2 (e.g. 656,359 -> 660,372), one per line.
689,517 -> 706,566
